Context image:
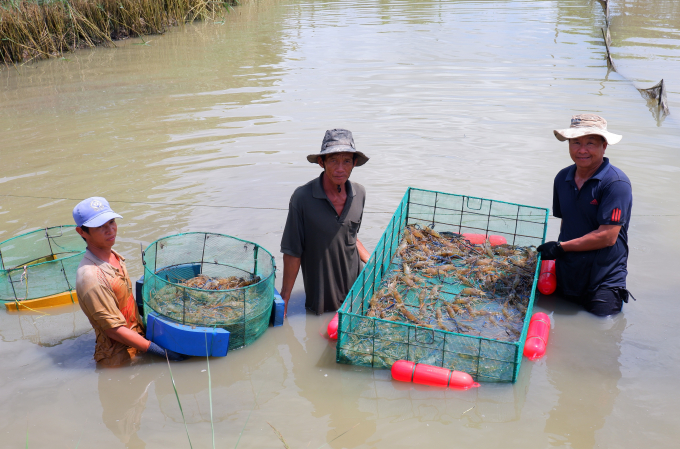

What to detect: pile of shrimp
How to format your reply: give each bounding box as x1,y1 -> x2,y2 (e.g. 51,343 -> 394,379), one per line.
146,274 -> 265,326
179,274 -> 261,290
363,225 -> 537,342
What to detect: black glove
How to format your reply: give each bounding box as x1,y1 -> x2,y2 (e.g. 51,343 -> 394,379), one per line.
537,241 -> 565,260
147,341 -> 189,361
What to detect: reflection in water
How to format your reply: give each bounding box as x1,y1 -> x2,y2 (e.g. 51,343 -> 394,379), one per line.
98,364 -> 159,448
353,362 -> 532,429
0,304 -> 91,346
543,298 -> 625,448
284,312 -> 377,447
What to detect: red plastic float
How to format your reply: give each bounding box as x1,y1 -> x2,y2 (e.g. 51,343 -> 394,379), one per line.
462,233 -> 507,246
391,360 -> 480,390
523,312 -> 551,361
327,312 -> 339,340
537,260 -> 557,295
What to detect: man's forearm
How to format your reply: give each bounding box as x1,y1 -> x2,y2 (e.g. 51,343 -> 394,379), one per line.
104,326 -> 151,352
281,254 -> 301,316
561,225 -> 621,252
357,239 -> 370,264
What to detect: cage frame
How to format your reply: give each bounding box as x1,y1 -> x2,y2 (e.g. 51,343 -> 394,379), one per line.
336,188 -> 549,382
0,225 -> 85,302
141,231 -> 276,349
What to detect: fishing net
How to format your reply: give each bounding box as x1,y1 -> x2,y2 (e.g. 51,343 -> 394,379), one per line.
600,4 -> 670,119
337,188 -> 548,383
637,79 -> 670,119
142,232 -> 276,350
0,226 -> 85,302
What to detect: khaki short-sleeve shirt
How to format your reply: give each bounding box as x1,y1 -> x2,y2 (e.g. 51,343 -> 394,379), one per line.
76,249 -> 144,366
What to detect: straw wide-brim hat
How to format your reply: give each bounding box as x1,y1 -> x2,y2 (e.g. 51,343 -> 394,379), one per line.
554,114 -> 622,145
307,128 -> 369,166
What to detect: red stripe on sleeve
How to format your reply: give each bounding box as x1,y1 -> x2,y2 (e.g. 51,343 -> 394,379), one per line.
617,209 -> 622,222
611,209 -> 616,221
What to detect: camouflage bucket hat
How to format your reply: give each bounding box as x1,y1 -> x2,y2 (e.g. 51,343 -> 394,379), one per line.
307,129 -> 369,166
553,114 -> 622,145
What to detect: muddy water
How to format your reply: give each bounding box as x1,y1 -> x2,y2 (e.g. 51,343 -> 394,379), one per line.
1,0 -> 679,447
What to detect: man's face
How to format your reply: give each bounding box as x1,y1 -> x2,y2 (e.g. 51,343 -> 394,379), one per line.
568,135 -> 607,171
318,152 -> 357,186
77,219 -> 117,249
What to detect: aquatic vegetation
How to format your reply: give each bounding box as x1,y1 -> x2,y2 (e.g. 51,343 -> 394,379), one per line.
0,0 -> 239,66
166,351 -> 194,448
205,333 -> 215,449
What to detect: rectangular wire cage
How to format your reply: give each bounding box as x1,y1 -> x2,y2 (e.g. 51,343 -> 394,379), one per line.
336,188 -> 548,382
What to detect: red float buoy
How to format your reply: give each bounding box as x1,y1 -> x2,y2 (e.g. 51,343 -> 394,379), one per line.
327,312 -> 339,340
523,312 -> 551,361
537,260 -> 557,295
391,360 -> 480,390
462,233 -> 507,246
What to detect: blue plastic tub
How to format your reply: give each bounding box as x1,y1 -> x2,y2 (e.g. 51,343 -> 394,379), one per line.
146,312 -> 230,357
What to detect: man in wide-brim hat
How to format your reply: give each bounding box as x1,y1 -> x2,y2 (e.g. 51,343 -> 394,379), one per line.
280,129 -> 370,316
537,114 -> 634,316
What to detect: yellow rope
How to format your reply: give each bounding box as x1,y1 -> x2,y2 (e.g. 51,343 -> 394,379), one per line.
11,266 -> 50,315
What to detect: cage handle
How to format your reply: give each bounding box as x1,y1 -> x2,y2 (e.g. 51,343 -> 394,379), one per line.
414,326 -> 435,345
45,225 -> 64,239
465,197 -> 483,211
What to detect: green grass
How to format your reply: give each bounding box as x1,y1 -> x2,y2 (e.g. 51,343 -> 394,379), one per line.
206,333 -> 215,449
165,351 -> 194,449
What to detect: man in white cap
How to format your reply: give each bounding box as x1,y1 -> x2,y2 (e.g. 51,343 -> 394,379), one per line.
73,197 -> 186,366
280,129 -> 371,316
537,115 -> 634,316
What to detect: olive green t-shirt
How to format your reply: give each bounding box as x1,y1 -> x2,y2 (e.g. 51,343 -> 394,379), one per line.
281,173 -> 366,314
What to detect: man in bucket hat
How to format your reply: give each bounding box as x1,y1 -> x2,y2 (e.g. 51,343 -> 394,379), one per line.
73,197 -> 187,366
280,129 -> 371,316
537,114 -> 634,316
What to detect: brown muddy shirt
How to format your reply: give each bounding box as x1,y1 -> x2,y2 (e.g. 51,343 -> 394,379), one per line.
76,249 -> 144,367
281,172 -> 366,314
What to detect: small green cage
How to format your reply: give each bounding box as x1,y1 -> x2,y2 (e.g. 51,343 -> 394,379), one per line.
0,226 -> 85,302
142,232 -> 276,350
336,188 -> 549,382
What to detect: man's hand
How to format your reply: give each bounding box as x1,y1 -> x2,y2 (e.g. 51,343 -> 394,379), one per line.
560,225 -> 621,252
105,325 -> 154,351
357,239 -> 370,264
146,341 -> 189,361
537,241 -> 565,260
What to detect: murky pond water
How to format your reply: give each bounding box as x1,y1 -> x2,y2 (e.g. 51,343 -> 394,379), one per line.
1,0 -> 679,447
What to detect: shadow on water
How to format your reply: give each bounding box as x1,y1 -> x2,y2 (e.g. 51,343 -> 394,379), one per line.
537,293 -> 624,448
98,364 -> 160,449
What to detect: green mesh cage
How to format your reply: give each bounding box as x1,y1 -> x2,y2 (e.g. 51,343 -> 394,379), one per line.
336,188 -> 549,383
142,232 -> 276,350
0,226 -> 85,302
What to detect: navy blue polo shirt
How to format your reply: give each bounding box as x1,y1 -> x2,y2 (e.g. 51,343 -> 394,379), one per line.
553,157 -> 632,296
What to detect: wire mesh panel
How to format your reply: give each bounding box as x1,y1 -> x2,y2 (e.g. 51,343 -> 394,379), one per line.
142,232 -> 276,350
336,188 -> 548,383
0,226 -> 85,301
